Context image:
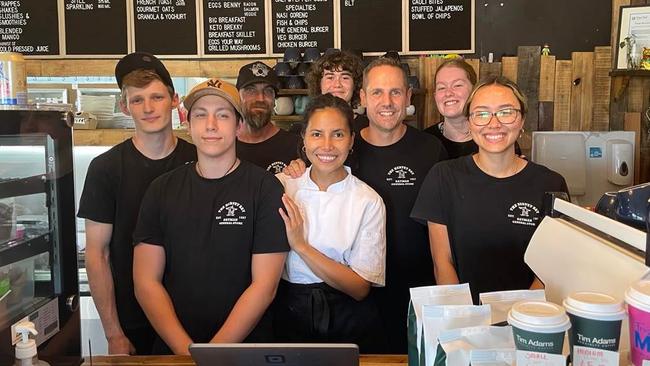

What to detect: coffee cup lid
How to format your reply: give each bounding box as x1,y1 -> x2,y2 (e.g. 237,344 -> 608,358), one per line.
507,301 -> 571,333
625,280 -> 650,312
563,292 -> 626,321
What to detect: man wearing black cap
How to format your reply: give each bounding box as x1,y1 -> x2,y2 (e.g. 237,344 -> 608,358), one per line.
78,52 -> 196,355
236,61 -> 300,173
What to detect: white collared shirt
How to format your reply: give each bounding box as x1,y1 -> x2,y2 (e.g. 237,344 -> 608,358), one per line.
276,166 -> 386,286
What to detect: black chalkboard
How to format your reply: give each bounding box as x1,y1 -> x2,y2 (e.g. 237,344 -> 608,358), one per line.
65,0 -> 128,55
0,0 -> 59,55
133,0 -> 197,55
408,0 -> 473,52
340,0 -> 402,53
203,0 -> 266,55
271,0 -> 334,54
471,0 -> 610,60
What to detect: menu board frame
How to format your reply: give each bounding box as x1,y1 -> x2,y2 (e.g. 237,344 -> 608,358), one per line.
199,0 -> 269,58
3,0 -> 64,59
130,0 -> 202,58
269,0 -> 337,57
336,0 -> 403,56
18,0 -> 476,59
61,0 -> 131,58
403,0 -> 475,55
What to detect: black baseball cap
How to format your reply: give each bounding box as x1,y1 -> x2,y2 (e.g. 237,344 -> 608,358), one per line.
236,61 -> 280,92
115,52 -> 174,92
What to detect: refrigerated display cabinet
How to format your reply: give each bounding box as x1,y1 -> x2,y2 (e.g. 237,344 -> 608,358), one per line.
0,106 -> 81,365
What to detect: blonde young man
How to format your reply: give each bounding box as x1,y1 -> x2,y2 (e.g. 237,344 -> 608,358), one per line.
133,78 -> 288,355
78,52 -> 196,355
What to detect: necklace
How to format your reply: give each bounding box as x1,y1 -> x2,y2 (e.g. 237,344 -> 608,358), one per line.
196,158 -> 238,179
439,122 -> 471,141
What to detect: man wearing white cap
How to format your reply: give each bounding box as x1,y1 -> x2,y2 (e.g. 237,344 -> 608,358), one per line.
133,78 -> 288,355
236,61 -> 300,173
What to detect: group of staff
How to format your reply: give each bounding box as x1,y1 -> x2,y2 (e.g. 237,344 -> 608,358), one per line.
78,50 -> 567,356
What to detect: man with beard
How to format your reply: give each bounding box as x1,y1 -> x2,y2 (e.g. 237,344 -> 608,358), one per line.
236,61 -> 300,173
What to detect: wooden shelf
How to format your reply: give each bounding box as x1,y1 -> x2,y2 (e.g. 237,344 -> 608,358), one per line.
609,69 -> 650,77
73,129 -> 191,146
277,89 -> 308,96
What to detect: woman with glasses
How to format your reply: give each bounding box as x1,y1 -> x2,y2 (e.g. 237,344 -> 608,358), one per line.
424,58 -> 521,159
411,76 -> 568,303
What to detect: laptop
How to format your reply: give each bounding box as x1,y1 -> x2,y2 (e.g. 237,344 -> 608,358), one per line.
189,343 -> 359,366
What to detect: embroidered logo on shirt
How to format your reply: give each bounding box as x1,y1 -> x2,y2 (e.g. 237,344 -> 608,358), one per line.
215,201 -> 247,226
386,165 -> 416,186
267,161 -> 288,174
507,202 -> 540,226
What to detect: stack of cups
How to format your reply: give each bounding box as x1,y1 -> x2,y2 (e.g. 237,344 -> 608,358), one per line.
507,301 -> 571,355
563,292 -> 626,361
625,280 -> 650,366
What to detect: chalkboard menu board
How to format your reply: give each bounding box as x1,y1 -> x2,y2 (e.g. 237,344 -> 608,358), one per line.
65,0 -> 128,55
340,0 -> 401,53
203,0 -> 265,55
0,0 -> 59,55
271,0 -> 334,54
408,0 -> 473,52
133,0 -> 197,55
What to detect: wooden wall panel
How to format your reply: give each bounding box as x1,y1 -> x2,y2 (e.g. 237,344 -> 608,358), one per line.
28,59 -> 276,78
502,57 -> 518,82
517,46 -> 541,131
611,0 -> 632,65
539,55 -> 556,102
538,101 -> 555,131
553,60 -> 573,131
420,57 -> 444,129
624,112 -> 642,184
479,62 -> 502,80
627,78 -> 647,112
466,59 -> 480,79
592,46 -> 612,131
570,52 -> 594,131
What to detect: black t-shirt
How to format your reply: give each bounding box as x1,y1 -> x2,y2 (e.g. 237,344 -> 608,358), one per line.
77,138 -> 197,329
423,122 -> 522,159
133,160 -> 289,344
352,125 -> 447,353
411,156 -> 568,303
236,129 -> 300,173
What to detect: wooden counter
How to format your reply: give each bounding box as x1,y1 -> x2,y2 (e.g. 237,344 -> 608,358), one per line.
82,354 -> 408,366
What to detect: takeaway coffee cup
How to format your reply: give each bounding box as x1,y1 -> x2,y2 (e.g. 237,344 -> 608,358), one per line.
625,280 -> 650,366
563,292 -> 625,358
507,301 -> 571,354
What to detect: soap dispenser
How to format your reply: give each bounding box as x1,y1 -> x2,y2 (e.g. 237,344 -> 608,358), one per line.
14,321 -> 49,366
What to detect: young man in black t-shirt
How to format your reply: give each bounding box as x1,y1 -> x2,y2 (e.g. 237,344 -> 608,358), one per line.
235,61 -> 300,173
78,52 -> 197,355
133,78 -> 288,355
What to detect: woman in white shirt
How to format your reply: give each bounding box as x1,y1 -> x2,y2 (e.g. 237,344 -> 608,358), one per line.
274,93 -> 387,352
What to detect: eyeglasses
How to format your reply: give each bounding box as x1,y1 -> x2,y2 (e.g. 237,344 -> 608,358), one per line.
469,108 -> 521,126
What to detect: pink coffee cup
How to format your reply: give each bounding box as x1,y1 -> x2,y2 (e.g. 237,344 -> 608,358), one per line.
625,280 -> 650,366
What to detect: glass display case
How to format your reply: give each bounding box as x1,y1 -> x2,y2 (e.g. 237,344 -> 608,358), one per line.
0,106 -> 81,365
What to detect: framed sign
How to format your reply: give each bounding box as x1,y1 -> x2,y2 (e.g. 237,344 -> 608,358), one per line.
615,5 -> 650,70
